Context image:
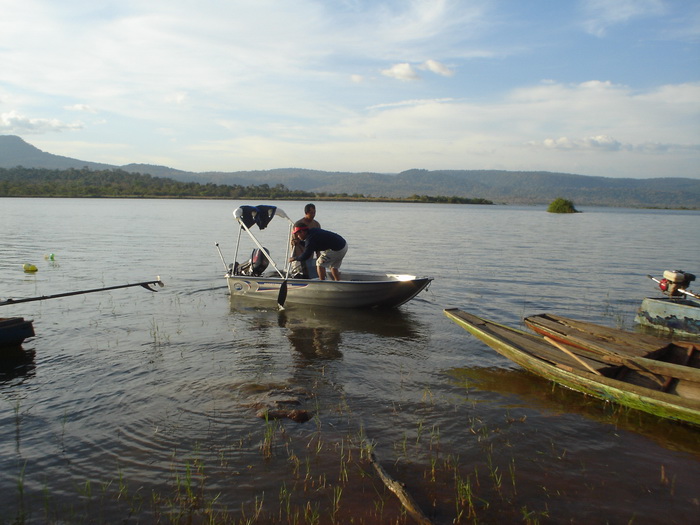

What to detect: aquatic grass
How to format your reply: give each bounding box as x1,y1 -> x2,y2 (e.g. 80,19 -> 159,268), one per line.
521,505 -> 550,524
509,457 -> 517,494
429,424 -> 440,451
415,419 -> 424,445
260,413 -> 281,459
149,317 -> 171,346
278,483 -> 293,523
660,465 -> 677,496
330,485 -> 343,522
14,460 -> 28,524
4,399 -> 674,524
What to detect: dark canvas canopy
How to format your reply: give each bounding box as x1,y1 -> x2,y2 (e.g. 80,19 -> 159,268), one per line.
237,205 -> 277,229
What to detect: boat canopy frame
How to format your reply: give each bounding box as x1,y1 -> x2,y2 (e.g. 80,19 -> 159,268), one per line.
232,205 -> 294,278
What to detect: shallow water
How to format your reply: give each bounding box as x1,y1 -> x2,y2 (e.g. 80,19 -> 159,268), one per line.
1,198 -> 699,523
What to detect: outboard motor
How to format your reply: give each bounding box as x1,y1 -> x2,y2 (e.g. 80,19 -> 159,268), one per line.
237,248 -> 270,276
658,270 -> 696,297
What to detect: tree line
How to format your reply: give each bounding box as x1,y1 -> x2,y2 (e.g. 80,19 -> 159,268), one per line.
0,166 -> 492,204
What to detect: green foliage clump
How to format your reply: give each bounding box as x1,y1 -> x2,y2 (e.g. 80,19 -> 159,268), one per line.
547,197 -> 579,213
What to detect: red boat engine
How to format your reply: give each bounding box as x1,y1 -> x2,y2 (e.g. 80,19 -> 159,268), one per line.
659,270 -> 696,297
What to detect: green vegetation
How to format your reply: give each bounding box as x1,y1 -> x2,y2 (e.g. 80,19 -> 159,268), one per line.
0,167 -> 492,204
547,197 -> 579,213
0,166 -> 314,200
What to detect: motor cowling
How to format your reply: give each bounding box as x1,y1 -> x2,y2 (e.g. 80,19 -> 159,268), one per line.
237,248 -> 270,276
660,270 -> 696,296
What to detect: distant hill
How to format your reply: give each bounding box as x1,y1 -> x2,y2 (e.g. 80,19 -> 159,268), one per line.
1,135 -> 698,208
0,134 -> 115,171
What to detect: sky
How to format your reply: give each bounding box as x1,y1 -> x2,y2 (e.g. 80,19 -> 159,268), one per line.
1,0 -> 699,179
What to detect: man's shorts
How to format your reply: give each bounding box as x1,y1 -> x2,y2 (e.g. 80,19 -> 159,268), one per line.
317,243 -> 348,269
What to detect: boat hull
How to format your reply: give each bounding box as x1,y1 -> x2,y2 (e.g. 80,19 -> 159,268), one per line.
227,272 -> 431,309
444,309 -> 700,426
0,317 -> 35,349
635,297 -> 700,337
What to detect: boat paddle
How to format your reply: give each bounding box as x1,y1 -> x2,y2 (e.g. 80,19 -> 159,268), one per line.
0,278 -> 165,306
646,275 -> 700,300
277,279 -> 288,310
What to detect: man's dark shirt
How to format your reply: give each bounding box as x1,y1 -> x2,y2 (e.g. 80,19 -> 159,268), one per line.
293,229 -> 346,262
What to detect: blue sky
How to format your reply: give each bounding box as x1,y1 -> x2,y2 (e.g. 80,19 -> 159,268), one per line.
1,0 -> 698,178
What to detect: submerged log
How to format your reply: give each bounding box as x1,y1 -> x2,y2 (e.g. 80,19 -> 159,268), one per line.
370,451 -> 432,525
255,408 -> 311,423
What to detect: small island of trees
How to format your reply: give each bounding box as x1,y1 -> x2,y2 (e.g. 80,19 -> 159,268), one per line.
547,197 -> 579,213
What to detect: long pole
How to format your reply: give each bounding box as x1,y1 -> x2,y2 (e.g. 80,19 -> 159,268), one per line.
215,243 -> 229,273
0,279 -> 164,306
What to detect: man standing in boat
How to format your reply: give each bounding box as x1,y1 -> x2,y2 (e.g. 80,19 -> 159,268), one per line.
300,203 -> 320,230
291,203 -> 321,278
289,221 -> 348,281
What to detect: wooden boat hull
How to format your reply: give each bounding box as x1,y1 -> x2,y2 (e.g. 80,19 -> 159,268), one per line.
0,317 -> 35,349
227,272 -> 432,309
444,309 -> 700,426
635,297 -> 700,337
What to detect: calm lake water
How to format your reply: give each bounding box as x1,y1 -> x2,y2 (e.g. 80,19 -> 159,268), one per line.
1,198 -> 699,524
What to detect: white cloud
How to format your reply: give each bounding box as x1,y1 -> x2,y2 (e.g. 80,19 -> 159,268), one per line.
540,135 -> 622,151
0,111 -> 82,134
381,63 -> 420,81
164,93 -> 188,105
65,104 -> 96,113
580,0 -> 666,37
537,135 -> 699,153
420,59 -> 454,77
381,59 -> 454,81
368,98 -> 454,110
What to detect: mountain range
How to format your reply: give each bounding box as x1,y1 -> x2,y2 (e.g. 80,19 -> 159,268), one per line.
1,135 -> 698,208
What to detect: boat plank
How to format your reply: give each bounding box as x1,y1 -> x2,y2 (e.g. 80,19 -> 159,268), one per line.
450,311 -> 613,374
527,314 -> 666,357
525,315 -> 700,383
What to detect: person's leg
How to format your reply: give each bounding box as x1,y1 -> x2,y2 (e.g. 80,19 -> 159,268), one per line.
317,265 -> 327,280
330,267 -> 341,281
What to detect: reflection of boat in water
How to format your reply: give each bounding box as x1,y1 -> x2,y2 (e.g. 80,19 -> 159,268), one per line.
446,366 -> 700,456
230,296 -> 427,359
0,317 -> 35,350
277,303 -> 425,339
231,296 -> 425,339
0,348 -> 36,383
220,205 -> 432,309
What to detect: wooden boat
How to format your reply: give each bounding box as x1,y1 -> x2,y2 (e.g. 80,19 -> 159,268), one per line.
0,317 -> 35,349
220,205 -> 432,309
444,309 -> 700,426
635,297 -> 700,337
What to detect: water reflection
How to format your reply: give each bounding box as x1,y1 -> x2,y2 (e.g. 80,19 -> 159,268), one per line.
229,297 -> 427,362
281,315 -> 343,361
0,348 -> 36,385
447,366 -> 700,456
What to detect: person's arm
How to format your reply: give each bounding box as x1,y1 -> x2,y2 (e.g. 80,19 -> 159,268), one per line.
292,239 -> 315,261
